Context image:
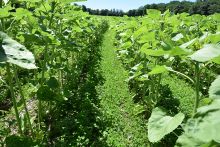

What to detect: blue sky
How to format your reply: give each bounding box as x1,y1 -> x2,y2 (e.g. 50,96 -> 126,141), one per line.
75,0 -> 196,12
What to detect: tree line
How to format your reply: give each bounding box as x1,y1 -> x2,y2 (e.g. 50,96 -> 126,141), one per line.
76,0 -> 220,17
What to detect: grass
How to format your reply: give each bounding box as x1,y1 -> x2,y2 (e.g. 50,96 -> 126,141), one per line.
97,29 -> 148,146
162,75 -> 195,116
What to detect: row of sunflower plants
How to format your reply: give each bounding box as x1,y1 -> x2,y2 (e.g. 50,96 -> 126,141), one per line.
114,9 -> 220,146
0,0 -> 108,146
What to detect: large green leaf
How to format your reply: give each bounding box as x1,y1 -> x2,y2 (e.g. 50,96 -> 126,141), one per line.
212,56 -> 220,64
180,38 -> 197,49
133,26 -> 148,39
172,33 -> 184,42
12,8 -> 32,20
161,40 -> 188,56
148,107 -> 185,143
148,65 -> 169,75
0,8 -> 9,18
190,44 -> 220,62
138,32 -> 155,43
0,31 -> 37,69
176,99 -> 220,146
141,48 -> 168,56
120,41 -> 132,49
176,77 -> 220,146
206,32 -> 220,44
169,47 -> 188,56
209,76 -> 220,99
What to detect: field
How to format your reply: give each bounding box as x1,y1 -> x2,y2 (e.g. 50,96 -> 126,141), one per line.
0,0 -> 220,146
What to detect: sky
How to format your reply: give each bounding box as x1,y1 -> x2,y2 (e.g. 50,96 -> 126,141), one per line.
75,0 -> 196,12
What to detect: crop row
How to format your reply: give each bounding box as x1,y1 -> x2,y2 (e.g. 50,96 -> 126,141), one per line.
0,0 -> 108,146
114,9 -> 220,146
